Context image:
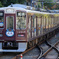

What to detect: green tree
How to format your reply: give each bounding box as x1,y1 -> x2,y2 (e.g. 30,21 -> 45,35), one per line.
44,0 -> 53,3
38,0 -> 56,9
55,4 -> 59,9
0,1 -> 3,7
18,0 -> 26,4
0,0 -> 26,7
44,3 -> 56,9
26,0 -> 31,2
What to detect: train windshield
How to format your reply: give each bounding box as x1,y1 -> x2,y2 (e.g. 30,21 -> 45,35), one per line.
16,12 -> 26,29
6,16 -> 13,29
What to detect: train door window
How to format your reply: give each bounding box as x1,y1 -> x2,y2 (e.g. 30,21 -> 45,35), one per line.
57,17 -> 58,25
42,16 -> 44,33
32,16 -> 36,38
0,12 -> 4,28
34,17 -> 36,36
51,17 -> 53,28
50,16 -> 52,29
50,17 -> 52,28
46,16 -> 49,31
54,17 -> 56,27
6,16 -> 14,29
44,16 -> 46,32
16,12 -> 26,29
53,17 -> 55,27
45,17 -> 47,31
58,17 -> 59,25
37,17 -> 41,35
46,17 -> 49,31
49,16 -> 51,29
55,17 -> 57,26
27,16 -> 31,39
42,16 -> 45,33
41,16 -> 43,34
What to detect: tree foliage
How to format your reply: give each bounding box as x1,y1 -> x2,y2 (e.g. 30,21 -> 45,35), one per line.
0,1 -> 3,7
44,3 -> 56,9
0,0 -> 26,7
39,0 -> 59,9
44,0 -> 53,3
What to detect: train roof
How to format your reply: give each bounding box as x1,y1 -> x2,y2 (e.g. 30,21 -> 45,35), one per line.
0,4 -> 59,15
8,4 -> 27,9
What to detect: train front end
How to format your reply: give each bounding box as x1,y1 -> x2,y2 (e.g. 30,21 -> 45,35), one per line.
0,7 -> 27,52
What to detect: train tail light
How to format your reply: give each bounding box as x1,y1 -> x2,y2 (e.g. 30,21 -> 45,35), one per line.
18,34 -> 25,37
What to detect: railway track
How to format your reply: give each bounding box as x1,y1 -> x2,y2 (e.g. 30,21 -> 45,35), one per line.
0,33 -> 59,59
37,33 -> 59,59
55,43 -> 59,51
37,41 -> 59,59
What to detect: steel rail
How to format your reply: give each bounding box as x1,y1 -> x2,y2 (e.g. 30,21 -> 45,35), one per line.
12,37 -> 59,59
37,40 -> 59,59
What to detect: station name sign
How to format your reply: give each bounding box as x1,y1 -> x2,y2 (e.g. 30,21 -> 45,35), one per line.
0,11 -> 4,17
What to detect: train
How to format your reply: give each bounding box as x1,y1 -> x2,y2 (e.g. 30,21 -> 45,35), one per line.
0,4 -> 59,52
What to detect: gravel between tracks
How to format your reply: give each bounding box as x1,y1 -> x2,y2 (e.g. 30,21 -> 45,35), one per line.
19,48 -> 40,59
39,43 -> 49,53
48,33 -> 59,46
0,53 -> 20,59
45,49 -> 58,59
55,43 -> 59,51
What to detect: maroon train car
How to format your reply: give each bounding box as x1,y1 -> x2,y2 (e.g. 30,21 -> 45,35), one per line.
0,4 -> 59,52
0,7 -> 28,52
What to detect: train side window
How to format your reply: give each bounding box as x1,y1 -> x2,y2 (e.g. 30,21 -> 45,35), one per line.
0,17 -> 4,28
0,12 -> 4,28
16,12 -> 26,29
37,17 -> 41,35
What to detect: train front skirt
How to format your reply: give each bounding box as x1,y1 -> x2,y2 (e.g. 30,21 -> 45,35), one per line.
0,43 -> 27,52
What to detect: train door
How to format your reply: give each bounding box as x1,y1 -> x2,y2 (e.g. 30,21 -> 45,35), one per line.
32,16 -> 36,38
5,14 -> 15,41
